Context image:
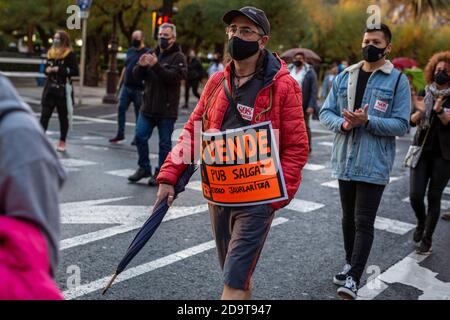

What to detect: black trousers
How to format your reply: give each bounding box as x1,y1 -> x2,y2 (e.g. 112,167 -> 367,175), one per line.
40,93 -> 69,142
184,80 -> 200,105
338,180 -> 385,283
409,154 -> 450,245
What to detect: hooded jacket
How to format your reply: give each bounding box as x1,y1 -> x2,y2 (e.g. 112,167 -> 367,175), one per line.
157,50 -> 309,211
0,75 -> 66,275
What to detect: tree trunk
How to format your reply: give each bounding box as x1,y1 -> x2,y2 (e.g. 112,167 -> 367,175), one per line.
85,34 -> 102,86
27,24 -> 34,54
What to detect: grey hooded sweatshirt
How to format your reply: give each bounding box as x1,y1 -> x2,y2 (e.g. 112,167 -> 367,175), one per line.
0,75 -> 66,275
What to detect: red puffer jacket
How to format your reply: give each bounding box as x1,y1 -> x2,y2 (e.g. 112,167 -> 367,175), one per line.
157,51 -> 309,211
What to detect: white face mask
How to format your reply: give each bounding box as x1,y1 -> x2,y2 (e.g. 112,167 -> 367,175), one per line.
53,39 -> 62,48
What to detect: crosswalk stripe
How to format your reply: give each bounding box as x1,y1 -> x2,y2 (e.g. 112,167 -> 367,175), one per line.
445,187 -> 450,195
304,163 -> 326,171
63,217 -> 289,300
285,198 -> 325,212
319,142 -> 333,147
60,204 -> 209,250
374,216 -> 415,235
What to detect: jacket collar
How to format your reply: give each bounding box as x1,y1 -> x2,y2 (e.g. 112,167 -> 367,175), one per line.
155,42 -> 181,57
344,60 -> 394,75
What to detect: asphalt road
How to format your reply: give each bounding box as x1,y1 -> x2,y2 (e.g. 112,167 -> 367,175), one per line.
17,88 -> 450,300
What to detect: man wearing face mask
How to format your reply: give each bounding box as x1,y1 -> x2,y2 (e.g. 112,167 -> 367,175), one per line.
289,52 -> 318,153
130,23 -> 187,186
320,23 -> 411,300
155,7 -> 308,299
109,30 -> 150,144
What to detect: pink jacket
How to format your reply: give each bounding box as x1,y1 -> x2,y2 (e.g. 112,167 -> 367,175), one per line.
0,216 -> 63,300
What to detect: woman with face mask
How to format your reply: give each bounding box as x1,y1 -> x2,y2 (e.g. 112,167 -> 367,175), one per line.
409,51 -> 450,255
40,30 -> 79,152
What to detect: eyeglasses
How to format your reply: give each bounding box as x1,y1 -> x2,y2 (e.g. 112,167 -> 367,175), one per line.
225,26 -> 263,39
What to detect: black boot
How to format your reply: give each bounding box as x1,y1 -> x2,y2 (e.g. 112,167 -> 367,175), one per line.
413,222 -> 425,243
128,168 -> 152,182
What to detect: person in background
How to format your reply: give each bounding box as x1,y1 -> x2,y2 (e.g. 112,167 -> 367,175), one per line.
182,49 -> 204,109
207,53 -> 224,78
129,23 -> 187,186
40,30 -> 79,152
0,75 -> 66,300
321,63 -> 338,101
289,52 -> 318,153
409,51 -> 450,255
109,30 -> 150,145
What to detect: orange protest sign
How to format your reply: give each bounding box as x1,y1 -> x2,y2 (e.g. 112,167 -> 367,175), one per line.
200,122 -> 287,206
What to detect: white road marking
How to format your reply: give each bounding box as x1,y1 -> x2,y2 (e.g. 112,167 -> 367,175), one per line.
304,163 -> 326,171
59,159 -> 97,168
81,136 -> 104,141
403,197 -> 450,210
63,217 -> 289,300
186,180 -> 203,192
374,216 -> 415,235
285,198 -> 325,212
444,187 -> 450,195
319,142 -> 333,147
84,145 -> 109,151
358,252 -> 450,300
60,197 -> 209,250
97,113 -> 118,119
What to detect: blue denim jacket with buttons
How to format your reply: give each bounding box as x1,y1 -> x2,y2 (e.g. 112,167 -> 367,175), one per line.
319,60 -> 411,185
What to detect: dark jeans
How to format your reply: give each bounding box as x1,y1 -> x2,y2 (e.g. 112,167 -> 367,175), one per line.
409,155 -> 450,245
135,113 -> 175,173
338,180 -> 385,283
304,112 -> 311,152
184,80 -> 200,106
40,93 -> 68,142
117,85 -> 142,137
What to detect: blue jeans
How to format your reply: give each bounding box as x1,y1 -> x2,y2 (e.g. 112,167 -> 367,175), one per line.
117,85 -> 142,137
135,113 -> 175,173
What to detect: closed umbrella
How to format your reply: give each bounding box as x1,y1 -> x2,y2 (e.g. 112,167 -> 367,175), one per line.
102,164 -> 198,295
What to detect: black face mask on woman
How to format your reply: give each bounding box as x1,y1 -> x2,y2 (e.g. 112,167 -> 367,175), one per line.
228,36 -> 260,61
435,70 -> 450,86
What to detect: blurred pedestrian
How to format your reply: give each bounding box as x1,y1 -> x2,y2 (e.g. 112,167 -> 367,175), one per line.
321,63 -> 338,101
408,51 -> 450,255
207,53 -> 224,78
109,30 -> 150,145
130,23 -> 187,186
289,52 -> 318,153
0,75 -> 66,300
320,23 -> 410,300
40,30 -> 79,152
182,49 -> 204,109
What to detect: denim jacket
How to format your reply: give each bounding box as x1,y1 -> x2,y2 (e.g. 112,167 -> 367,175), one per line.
319,60 -> 411,185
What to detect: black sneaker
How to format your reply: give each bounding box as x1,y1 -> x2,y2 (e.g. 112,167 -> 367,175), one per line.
109,135 -> 125,144
413,225 -> 424,243
416,240 -> 432,255
148,168 -> 160,187
128,168 -> 151,182
337,276 -> 358,300
333,264 -> 352,286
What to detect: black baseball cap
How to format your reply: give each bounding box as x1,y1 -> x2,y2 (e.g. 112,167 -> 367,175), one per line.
223,6 -> 270,36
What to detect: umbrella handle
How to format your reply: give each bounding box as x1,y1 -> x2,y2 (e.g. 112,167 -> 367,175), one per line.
102,273 -> 118,295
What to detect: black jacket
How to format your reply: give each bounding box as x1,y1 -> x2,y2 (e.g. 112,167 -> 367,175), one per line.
133,43 -> 187,119
187,57 -> 204,82
413,97 -> 450,161
43,51 -> 79,99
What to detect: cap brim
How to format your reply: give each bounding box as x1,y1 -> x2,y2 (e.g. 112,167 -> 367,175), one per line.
222,9 -> 261,30
222,10 -> 245,25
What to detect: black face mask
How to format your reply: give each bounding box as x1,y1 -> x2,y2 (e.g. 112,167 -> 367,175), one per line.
362,45 -> 387,63
159,37 -> 170,50
228,36 -> 260,61
293,61 -> 303,67
131,39 -> 141,49
435,70 -> 450,85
